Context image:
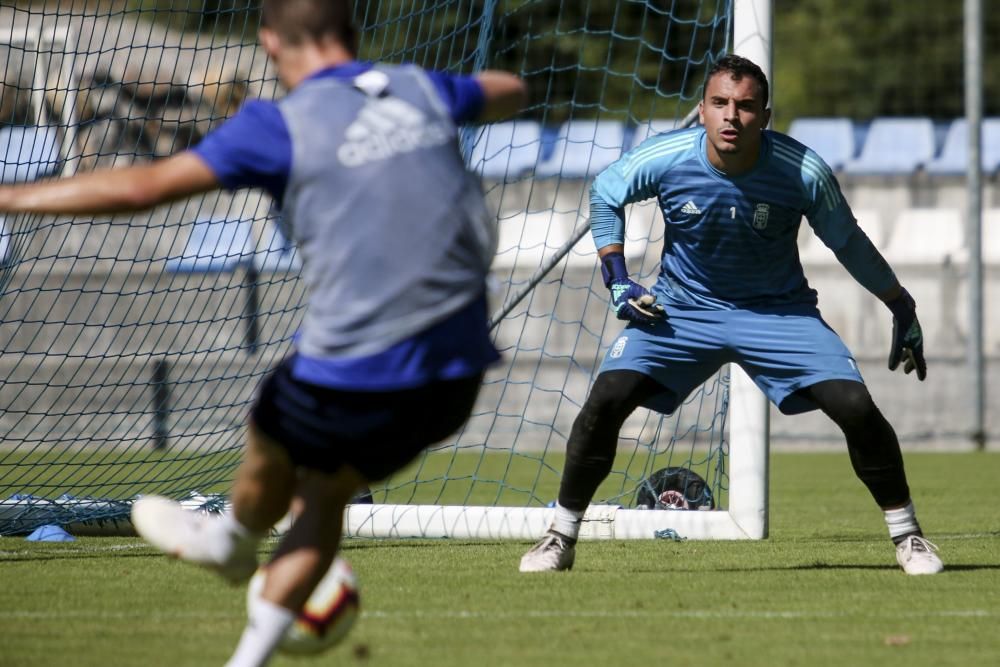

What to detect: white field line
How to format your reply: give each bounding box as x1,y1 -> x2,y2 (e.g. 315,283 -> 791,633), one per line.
0,609 -> 995,622
366,609 -> 997,620
0,543 -> 149,557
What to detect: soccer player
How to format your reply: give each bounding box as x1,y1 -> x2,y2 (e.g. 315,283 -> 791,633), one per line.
0,1 -> 526,664
519,55 -> 943,576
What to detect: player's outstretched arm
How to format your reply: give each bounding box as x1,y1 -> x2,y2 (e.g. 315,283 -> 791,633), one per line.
0,151 -> 220,216
474,71 -> 528,122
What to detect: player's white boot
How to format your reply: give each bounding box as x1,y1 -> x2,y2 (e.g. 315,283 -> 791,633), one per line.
132,495 -> 258,583
895,535 -> 943,575
519,531 -> 576,572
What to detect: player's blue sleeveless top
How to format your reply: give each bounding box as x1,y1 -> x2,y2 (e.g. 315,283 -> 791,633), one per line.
593,127 -> 859,309
276,65 -> 496,359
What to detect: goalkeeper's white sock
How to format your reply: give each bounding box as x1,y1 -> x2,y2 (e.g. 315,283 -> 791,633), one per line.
551,503 -> 584,541
224,597 -> 295,667
883,501 -> 921,544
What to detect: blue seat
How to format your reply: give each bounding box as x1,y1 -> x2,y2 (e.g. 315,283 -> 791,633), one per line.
253,220 -> 301,272
0,215 -> 10,265
926,118 -> 1000,175
165,218 -> 254,272
0,125 -> 62,183
534,120 -> 627,179
787,118 -> 855,171
466,121 -> 541,179
843,117 -> 936,175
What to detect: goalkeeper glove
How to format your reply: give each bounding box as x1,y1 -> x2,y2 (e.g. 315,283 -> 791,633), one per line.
600,252 -> 666,325
886,287 -> 927,381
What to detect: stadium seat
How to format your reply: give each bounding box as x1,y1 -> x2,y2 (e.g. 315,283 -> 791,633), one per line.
0,125 -> 61,183
492,209 -> 578,269
982,209 -> 1000,265
927,118 -> 1000,175
534,120 -> 627,179
787,118 -> 855,171
0,215 -> 9,265
165,218 -> 254,272
629,118 -> 682,149
798,209 -> 884,264
881,207 -> 966,265
985,119 -> 1000,173
843,118 -> 936,175
466,121 -> 541,179
253,220 -> 301,271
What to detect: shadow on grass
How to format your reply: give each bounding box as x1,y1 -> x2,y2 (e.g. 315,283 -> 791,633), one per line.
583,562 -> 1000,573
776,562 -> 1000,572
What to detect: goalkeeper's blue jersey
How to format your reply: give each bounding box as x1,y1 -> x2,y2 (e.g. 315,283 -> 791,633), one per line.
592,127 -> 858,309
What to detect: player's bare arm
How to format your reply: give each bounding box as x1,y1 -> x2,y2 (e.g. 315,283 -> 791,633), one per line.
475,71 -> 528,122
0,151 -> 219,216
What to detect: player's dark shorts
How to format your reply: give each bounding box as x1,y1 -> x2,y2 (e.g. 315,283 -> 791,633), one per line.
250,356 -> 483,481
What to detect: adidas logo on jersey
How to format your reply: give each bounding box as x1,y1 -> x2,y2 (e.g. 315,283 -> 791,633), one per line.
337,97 -> 452,168
681,200 -> 702,215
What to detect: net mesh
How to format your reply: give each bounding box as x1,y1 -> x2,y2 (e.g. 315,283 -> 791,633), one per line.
0,1 -> 732,535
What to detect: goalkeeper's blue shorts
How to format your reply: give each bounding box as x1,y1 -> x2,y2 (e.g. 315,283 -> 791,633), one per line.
599,302 -> 864,416
251,356 -> 483,480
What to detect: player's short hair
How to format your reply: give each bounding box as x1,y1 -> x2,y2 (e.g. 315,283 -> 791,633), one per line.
261,0 -> 358,52
706,55 -> 769,108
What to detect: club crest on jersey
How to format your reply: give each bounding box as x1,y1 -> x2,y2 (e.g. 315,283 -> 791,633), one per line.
752,203 -> 770,230
610,336 -> 629,359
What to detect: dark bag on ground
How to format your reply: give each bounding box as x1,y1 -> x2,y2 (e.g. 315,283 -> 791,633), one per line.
635,466 -> 714,510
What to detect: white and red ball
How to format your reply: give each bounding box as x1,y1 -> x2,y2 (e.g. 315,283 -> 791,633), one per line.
247,557 -> 360,655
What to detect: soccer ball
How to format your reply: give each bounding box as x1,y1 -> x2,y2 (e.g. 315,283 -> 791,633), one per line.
247,557 -> 361,655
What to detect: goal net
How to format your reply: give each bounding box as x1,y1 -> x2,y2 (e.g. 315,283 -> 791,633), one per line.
0,1 -> 767,540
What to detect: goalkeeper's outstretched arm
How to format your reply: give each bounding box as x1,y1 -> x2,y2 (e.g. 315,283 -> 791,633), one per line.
829,225 -> 926,380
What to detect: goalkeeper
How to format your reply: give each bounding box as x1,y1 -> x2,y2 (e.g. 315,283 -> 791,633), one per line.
520,55 -> 941,576
0,1 -> 526,665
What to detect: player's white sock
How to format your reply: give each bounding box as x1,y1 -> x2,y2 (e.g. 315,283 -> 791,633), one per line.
224,597 -> 295,667
551,503 -> 584,541
883,501 -> 921,544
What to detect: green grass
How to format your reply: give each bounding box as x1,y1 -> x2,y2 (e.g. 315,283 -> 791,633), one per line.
1,452 -> 999,667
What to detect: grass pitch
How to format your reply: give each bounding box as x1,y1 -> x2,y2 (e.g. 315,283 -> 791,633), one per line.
1,452 -> 998,667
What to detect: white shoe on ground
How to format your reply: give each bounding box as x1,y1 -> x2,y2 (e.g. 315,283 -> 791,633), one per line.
519,531 -> 576,573
895,534 -> 943,575
131,495 -> 258,583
